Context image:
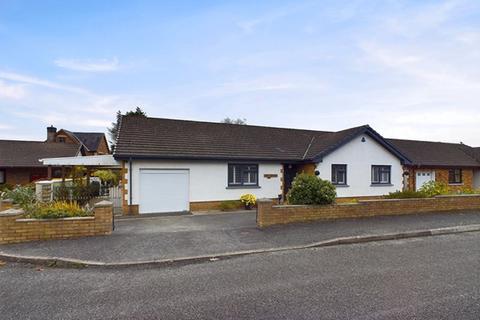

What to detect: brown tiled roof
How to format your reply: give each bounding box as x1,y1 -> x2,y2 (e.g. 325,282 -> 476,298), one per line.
0,140 -> 80,167
387,139 -> 480,167
114,116 -> 409,162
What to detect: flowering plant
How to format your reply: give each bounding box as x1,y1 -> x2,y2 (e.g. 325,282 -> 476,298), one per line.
240,194 -> 256,207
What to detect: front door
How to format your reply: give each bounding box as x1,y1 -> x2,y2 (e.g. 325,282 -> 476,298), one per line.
415,170 -> 435,190
283,164 -> 299,196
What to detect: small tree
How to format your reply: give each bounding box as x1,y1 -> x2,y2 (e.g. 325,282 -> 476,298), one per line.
287,173 -> 336,205
221,117 -> 247,125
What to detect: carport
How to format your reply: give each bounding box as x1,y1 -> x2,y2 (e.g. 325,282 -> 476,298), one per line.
39,155 -> 123,213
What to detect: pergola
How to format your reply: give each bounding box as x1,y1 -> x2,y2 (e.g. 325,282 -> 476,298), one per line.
39,155 -> 121,182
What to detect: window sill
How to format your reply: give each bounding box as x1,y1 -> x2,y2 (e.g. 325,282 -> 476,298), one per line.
448,183 -> 463,186
333,184 -> 349,188
226,186 -> 261,189
370,184 -> 393,187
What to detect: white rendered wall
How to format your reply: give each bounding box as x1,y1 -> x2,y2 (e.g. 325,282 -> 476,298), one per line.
316,135 -> 403,197
126,160 -> 282,204
474,170 -> 480,189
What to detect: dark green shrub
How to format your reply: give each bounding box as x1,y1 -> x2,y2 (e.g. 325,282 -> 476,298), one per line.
0,183 -> 14,194
219,200 -> 242,211
385,190 -> 428,199
287,173 -> 336,205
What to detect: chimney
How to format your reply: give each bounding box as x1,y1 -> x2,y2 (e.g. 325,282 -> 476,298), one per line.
46,125 -> 57,142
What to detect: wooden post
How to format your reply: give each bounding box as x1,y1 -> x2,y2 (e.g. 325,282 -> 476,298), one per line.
47,166 -> 52,180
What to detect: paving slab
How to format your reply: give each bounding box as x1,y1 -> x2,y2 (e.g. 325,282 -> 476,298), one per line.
1,210 -> 480,264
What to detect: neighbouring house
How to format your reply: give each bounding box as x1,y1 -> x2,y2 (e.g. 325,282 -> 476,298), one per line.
0,126 -> 110,186
114,116 -> 413,214
387,139 -> 480,192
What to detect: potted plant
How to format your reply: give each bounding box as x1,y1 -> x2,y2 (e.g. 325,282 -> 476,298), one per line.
240,194 -> 256,210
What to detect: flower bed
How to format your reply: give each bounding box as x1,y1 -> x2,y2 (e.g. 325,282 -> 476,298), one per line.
0,201 -> 113,244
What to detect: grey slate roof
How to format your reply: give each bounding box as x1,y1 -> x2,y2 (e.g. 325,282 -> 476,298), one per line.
114,116 -> 409,162
0,140 -> 80,167
387,139 -> 480,167
72,132 -> 105,152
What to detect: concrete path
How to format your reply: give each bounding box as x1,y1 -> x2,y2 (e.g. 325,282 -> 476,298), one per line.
2,210 -> 480,264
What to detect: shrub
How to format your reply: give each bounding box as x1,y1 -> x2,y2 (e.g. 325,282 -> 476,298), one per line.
385,190 -> 428,199
25,201 -> 92,219
3,185 -> 36,208
92,170 -> 119,187
219,200 -> 242,211
0,183 -> 14,194
53,182 -> 100,205
418,181 -> 449,197
287,173 -> 336,205
240,194 -> 256,207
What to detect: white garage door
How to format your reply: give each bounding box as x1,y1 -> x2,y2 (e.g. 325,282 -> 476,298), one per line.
139,169 -> 189,214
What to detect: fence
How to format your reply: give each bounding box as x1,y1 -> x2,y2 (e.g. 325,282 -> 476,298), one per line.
36,182 -> 122,214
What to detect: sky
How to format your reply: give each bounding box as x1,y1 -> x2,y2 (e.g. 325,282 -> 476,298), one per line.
0,0 -> 479,145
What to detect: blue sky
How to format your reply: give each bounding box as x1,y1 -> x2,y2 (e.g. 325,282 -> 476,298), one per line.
0,0 -> 479,145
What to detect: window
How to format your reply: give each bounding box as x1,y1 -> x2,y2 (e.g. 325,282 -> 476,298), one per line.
331,164 -> 347,185
371,165 -> 391,185
228,164 -> 258,186
0,169 -> 5,184
57,136 -> 66,143
448,169 -> 462,184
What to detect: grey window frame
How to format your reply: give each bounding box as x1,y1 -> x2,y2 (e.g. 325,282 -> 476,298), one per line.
448,168 -> 462,184
371,165 -> 391,185
228,164 -> 259,187
331,164 -> 347,185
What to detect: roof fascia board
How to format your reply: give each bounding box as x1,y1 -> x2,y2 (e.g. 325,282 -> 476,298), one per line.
312,127 -> 412,165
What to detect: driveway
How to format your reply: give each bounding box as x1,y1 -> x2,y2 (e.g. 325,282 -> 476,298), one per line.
2,210 -> 480,263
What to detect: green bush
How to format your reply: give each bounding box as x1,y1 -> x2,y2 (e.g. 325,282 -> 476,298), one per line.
418,181 -> 449,197
3,185 -> 36,208
219,200 -> 242,211
287,173 -> 336,205
0,183 -> 14,194
385,190 -> 428,199
25,201 -> 92,219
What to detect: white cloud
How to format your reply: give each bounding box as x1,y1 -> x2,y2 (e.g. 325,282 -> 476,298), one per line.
0,71 -> 90,95
0,79 -> 26,99
0,123 -> 12,130
54,57 -> 120,72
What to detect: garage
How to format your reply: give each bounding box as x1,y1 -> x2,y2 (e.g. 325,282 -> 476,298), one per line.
139,169 -> 189,214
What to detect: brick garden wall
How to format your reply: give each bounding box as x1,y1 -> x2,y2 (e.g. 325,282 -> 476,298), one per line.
257,195 -> 480,228
0,201 -> 113,244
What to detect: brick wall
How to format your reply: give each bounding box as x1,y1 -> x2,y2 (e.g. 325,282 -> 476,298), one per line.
435,168 -> 473,192
257,195 -> 480,228
0,201 -> 113,244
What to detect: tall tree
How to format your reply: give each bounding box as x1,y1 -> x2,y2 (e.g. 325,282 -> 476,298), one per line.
221,117 -> 247,125
108,107 -> 147,148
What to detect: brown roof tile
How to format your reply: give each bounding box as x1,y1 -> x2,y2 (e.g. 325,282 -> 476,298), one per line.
114,116 -> 409,163
387,139 -> 480,167
0,140 -> 80,167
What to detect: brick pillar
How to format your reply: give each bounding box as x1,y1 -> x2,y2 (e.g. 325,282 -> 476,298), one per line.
256,198 -> 275,228
93,200 -> 113,235
0,199 -> 13,211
